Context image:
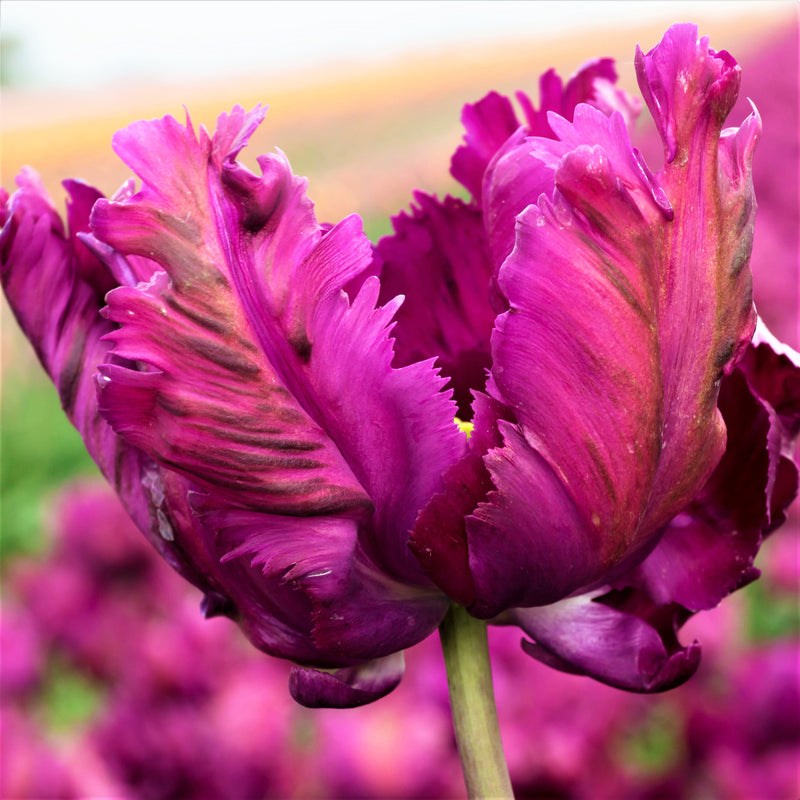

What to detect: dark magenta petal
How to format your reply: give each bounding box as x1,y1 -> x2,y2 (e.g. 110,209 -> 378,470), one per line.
450,91 -> 520,201
0,172 -> 122,484
451,59 -> 640,202
512,591 -> 701,692
124,463 -> 334,666
698,329 -> 800,533
411,393 -> 511,608
742,321 -> 800,442
2,170 -> 105,404
410,452 -> 481,608
465,24 -> 761,617
63,179 -> 116,297
289,651 -> 405,708
214,510 -> 359,597
376,192 -> 495,417
309,564 -> 448,660
616,513 -> 761,613
208,505 -> 449,659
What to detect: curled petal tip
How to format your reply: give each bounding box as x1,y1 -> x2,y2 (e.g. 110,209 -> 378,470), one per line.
636,23 -> 741,164
515,594 -> 702,693
289,651 -> 405,708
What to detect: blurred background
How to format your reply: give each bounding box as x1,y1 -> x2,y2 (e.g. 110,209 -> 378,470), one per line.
1,2 -> 798,798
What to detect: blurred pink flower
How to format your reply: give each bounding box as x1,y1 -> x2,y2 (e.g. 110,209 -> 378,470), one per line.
0,603 -> 44,697
0,708 -> 80,799
10,481 -> 187,680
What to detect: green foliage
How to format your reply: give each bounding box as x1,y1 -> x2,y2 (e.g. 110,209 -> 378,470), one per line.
37,655 -> 106,734
1,367 -> 98,563
362,214 -> 395,244
615,702 -> 685,777
743,577 -> 800,642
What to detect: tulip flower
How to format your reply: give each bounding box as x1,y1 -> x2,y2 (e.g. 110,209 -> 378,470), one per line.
3,20 -> 800,799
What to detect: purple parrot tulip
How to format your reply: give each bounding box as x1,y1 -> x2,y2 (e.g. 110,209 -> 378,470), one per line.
0,108 -> 465,708
394,24 -> 800,691
2,22 -> 799,712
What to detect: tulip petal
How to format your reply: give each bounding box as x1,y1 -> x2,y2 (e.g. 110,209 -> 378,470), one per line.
512,591 -> 701,692
93,106 -> 463,586
1,171 -> 109,411
634,25 -> 760,529
467,25 -> 760,617
215,510 -> 359,596
411,394 -> 514,607
206,502 -> 445,662
742,320 -> 800,443
696,336 -> 799,547
481,128 -> 558,275
635,25 -> 739,165
618,514 -> 762,613
468,158 -> 665,615
308,564 -> 448,660
376,193 -> 495,417
289,274 -> 465,584
289,651 -> 405,708
0,172 -> 130,496
451,91 -> 520,201
151,471 -> 332,664
94,110 -> 372,517
63,179 -> 116,296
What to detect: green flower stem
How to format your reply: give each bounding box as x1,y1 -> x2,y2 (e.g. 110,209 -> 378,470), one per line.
439,603 -> 514,800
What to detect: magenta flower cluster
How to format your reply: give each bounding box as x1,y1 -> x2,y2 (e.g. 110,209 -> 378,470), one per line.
2,482 -> 799,799
2,24 -> 799,707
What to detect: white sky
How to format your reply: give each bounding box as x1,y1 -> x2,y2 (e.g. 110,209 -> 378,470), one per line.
0,0 -> 783,90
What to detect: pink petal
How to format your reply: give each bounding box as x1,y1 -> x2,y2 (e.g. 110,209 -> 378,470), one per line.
465,24 -> 761,617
